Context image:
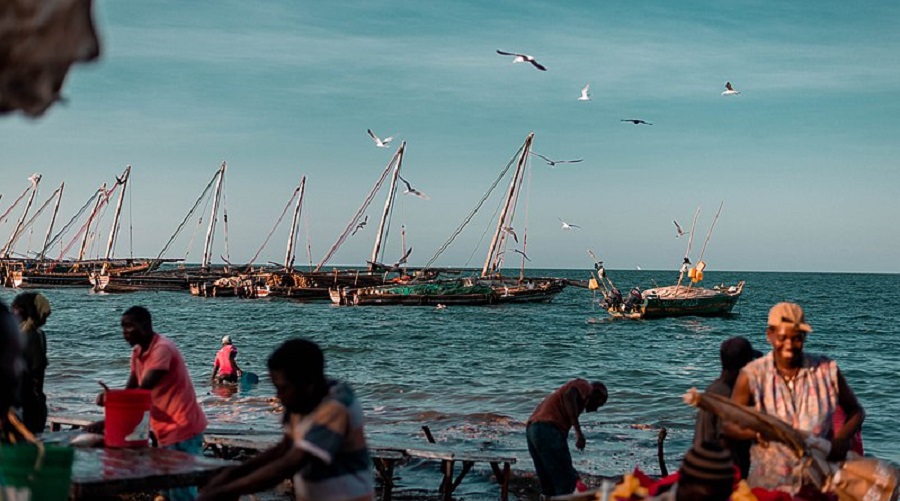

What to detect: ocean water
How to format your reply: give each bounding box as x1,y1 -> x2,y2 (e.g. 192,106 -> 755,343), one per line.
2,269 -> 898,498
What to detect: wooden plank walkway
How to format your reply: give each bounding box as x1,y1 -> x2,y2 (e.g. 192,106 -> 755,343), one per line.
49,415 -> 517,500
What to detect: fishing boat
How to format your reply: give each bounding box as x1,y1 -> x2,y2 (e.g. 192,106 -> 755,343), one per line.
596,203 -> 744,319
332,132 -> 567,306
2,168 -> 158,288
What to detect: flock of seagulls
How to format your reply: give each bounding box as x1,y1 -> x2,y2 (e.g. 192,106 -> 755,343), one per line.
360,50 -> 742,248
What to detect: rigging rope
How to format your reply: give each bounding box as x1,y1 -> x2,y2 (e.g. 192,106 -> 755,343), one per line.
425,143 -> 523,270
248,186 -> 299,266
697,201 -> 724,264
42,188 -> 102,257
152,170 -> 220,264
315,148 -> 402,271
0,186 -> 30,226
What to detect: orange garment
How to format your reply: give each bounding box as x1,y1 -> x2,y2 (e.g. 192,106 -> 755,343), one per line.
527,378 -> 593,434
131,334 -> 207,446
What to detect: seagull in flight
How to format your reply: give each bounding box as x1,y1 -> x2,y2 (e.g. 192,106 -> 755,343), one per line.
673,220 -> 688,238
502,226 -> 518,243
352,215 -> 368,236
398,175 -> 430,200
577,84 -> 591,101
531,152 -> 583,168
367,129 -> 394,148
722,82 -> 740,96
558,218 -> 581,230
496,50 -> 547,71
512,249 -> 531,261
621,119 -> 653,125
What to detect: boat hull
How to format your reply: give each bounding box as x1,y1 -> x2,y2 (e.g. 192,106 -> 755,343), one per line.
609,281 -> 744,319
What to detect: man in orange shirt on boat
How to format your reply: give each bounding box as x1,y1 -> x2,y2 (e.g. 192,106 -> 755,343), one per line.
93,306 -> 208,501
526,378 -> 608,497
211,335 -> 242,384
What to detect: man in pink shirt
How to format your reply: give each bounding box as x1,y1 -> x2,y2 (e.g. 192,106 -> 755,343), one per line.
95,306 -> 208,501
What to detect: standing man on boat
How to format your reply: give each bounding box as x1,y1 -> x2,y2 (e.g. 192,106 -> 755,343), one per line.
211,335 -> 242,384
526,378 -> 608,497
198,338 -> 373,501
92,306 -> 208,501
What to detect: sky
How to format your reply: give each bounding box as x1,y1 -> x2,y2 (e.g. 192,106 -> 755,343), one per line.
2,0 -> 898,273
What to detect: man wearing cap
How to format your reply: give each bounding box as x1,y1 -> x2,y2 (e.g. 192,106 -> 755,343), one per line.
211,335 -> 242,384
728,302 -> 864,493
693,336 -> 757,479
526,378 -> 608,497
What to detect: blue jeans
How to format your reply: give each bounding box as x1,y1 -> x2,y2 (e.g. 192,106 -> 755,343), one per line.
163,432 -> 205,501
526,422 -> 578,496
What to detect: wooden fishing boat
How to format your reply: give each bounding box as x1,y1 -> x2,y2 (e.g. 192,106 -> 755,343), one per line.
607,281 -> 745,319
333,133 -> 568,306
190,274 -> 269,298
595,203 -> 744,320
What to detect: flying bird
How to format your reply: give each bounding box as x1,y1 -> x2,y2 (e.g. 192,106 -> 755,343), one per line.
577,84 -> 591,101
352,215 -> 368,236
367,129 -> 394,148
532,152 -> 583,168
502,226 -> 518,243
621,119 -> 652,125
398,175 -> 430,200
722,82 -> 740,96
558,218 -> 581,230
512,248 -> 531,261
673,220 -> 688,238
496,50 -> 547,71
27,173 -> 41,185
394,247 -> 413,268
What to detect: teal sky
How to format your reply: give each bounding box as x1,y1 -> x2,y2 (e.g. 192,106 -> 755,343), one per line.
2,0 -> 898,273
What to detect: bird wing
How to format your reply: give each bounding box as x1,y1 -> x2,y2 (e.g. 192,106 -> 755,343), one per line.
412,189 -> 430,200
570,224 -> 581,228
532,152 -> 554,164
398,176 -> 413,191
621,119 -> 634,123
496,50 -> 517,56
560,159 -> 583,164
530,60 -> 547,71
367,129 -> 379,141
725,82 -> 734,91
383,135 -> 394,143
583,84 -> 590,93
513,249 -> 531,261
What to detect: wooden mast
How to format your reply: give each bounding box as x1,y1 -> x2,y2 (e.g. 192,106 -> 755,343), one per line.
77,183 -> 107,263
202,162 -> 226,270
39,183 -> 64,261
104,166 -> 131,261
2,174 -> 41,258
674,206 -> 701,297
482,132 -> 533,277
370,143 -> 404,271
284,176 -> 306,271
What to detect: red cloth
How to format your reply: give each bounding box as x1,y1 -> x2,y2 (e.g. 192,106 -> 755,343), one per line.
527,379 -> 593,433
214,344 -> 238,376
832,405 -> 864,455
131,334 -> 207,446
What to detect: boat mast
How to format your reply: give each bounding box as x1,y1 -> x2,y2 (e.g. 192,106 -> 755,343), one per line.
482,132 -> 533,277
2,174 -> 42,259
369,144 -> 404,271
77,183 -> 107,262
202,162 -> 227,270
284,175 -> 306,271
314,143 -> 403,272
104,166 -> 131,261
39,183 -> 64,261
674,206 -> 701,296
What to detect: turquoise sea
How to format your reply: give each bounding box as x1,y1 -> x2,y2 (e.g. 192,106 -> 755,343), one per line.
2,269 -> 898,498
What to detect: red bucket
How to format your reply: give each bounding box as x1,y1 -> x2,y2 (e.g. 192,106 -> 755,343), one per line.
104,389 -> 152,448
